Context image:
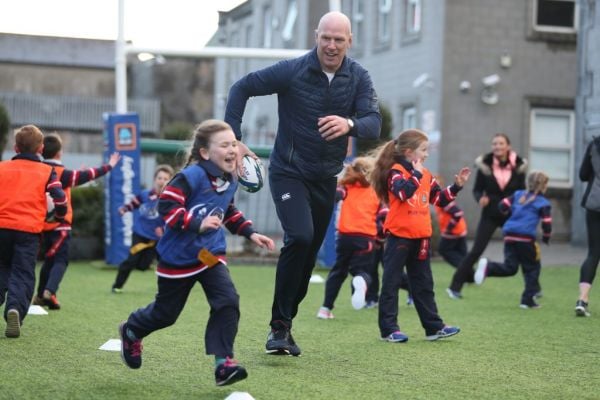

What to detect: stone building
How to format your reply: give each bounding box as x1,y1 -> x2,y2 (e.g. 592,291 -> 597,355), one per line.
215,0 -> 579,240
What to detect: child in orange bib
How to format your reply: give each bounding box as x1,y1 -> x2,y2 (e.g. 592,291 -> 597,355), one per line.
371,129 -> 470,342
317,157 -> 386,319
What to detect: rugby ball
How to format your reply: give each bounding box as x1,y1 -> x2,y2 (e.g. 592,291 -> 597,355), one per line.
238,155 -> 265,193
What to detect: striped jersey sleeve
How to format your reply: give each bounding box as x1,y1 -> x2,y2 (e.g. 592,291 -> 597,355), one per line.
441,201 -> 464,234
429,177 -> 462,208
46,168 -> 67,220
158,174 -> 201,232
498,194 -> 515,215
387,168 -> 421,202
224,201 -> 255,239
61,164 -> 113,188
540,205 -> 552,241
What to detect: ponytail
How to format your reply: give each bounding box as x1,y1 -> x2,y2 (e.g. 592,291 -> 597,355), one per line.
369,140 -> 398,204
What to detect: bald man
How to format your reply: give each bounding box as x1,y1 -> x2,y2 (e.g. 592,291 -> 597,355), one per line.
225,11 -> 381,356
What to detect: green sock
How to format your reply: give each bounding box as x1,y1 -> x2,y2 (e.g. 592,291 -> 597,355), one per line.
215,357 -> 226,367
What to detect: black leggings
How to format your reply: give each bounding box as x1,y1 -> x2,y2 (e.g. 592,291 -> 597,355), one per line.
580,209 -> 600,284
449,215 -> 505,292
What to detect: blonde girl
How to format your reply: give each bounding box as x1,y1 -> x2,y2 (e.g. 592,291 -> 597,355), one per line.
474,171 -> 552,309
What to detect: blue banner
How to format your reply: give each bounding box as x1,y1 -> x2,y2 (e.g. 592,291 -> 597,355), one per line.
103,113 -> 141,265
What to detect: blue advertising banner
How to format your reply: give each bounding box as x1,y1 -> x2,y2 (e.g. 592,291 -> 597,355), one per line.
103,113 -> 141,265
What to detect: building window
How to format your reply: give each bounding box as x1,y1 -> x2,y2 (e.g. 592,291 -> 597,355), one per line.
244,25 -> 253,72
533,0 -> 577,33
228,31 -> 242,85
262,5 -> 273,48
378,0 -> 392,44
405,0 -> 421,35
529,108 -> 575,187
351,0 -> 365,49
282,0 -> 298,47
401,106 -> 417,129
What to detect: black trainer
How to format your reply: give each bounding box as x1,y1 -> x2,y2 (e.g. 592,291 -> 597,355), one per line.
287,332 -> 302,357
265,328 -> 290,354
575,300 -> 591,317
42,290 -> 61,310
215,357 -> 248,386
119,322 -> 143,369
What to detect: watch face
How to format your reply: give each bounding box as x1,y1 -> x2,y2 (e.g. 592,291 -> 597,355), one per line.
348,119 -> 354,128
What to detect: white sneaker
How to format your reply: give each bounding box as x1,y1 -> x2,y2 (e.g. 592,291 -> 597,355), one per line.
316,306 -> 334,319
351,276 -> 367,310
474,258 -> 488,285
446,288 -> 463,300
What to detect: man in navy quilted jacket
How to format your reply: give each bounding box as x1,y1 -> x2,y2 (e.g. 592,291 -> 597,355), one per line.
225,11 -> 381,356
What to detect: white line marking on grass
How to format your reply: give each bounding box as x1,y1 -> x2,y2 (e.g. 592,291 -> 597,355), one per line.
99,339 -> 121,351
27,305 -> 48,315
225,392 -> 255,400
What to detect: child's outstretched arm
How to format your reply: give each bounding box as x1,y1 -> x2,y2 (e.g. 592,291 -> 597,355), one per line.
119,194 -> 143,216
430,167 -> 470,207
454,167 -> 471,187
60,152 -> 121,189
249,233 -> 275,250
222,200 -> 274,250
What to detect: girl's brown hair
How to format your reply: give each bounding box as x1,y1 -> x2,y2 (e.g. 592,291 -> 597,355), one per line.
185,120 -> 233,167
518,170 -> 549,205
370,129 -> 428,203
339,156 -> 374,187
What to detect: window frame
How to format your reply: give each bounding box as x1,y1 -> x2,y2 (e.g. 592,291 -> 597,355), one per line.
529,107 -> 575,188
281,0 -> 298,46
228,30 -> 242,86
405,0 -> 422,36
262,5 -> 273,48
377,0 -> 393,44
401,105 -> 417,130
244,25 -> 253,73
532,0 -> 578,34
350,0 -> 365,51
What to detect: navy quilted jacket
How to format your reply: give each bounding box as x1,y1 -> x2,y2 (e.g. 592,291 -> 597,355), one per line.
225,48 -> 381,181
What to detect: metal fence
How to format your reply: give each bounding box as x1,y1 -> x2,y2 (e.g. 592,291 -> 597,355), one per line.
0,91 -> 160,134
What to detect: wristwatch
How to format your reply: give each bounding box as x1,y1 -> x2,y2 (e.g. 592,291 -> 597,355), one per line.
347,118 -> 355,130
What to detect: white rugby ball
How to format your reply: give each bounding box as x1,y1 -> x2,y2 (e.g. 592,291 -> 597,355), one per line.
238,155 -> 265,193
